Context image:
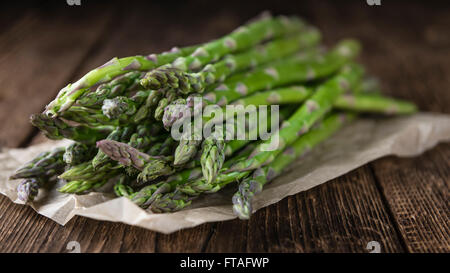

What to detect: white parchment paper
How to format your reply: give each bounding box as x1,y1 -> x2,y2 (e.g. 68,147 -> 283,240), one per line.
0,113 -> 449,234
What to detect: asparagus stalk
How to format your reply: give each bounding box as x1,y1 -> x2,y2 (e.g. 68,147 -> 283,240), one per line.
153,90 -> 179,120
30,113 -> 112,144
132,90 -> 164,123
334,94 -> 417,114
151,111 -> 356,213
225,63 -> 363,173
202,39 -> 360,106
152,138 -> 287,212
141,28 -> 320,94
58,178 -> 110,194
174,40 -> 359,165
63,142 -> 96,166
59,90 -> 151,126
10,147 -> 64,201
162,95 -> 206,130
132,142 -> 257,208
173,127 -> 203,166
59,160 -> 119,182
113,174 -> 135,197
101,97 -> 138,120
156,136 -> 177,156
60,106 -> 119,127
130,167 -> 202,208
230,86 -> 312,106
140,14 -> 305,89
200,131 -> 226,183
99,90 -> 153,120
223,105 -> 297,156
76,71 -> 144,108
138,15 -> 307,121
231,85 -> 417,114
10,147 -> 66,180
44,45 -> 200,116
16,178 -> 42,202
170,40 -> 359,165
172,96 -> 293,167
232,112 -> 355,219
199,105 -> 296,183
91,125 -> 136,169
96,140 -> 174,183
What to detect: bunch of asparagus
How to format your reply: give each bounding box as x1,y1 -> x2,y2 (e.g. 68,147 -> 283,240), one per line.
9,13 -> 417,220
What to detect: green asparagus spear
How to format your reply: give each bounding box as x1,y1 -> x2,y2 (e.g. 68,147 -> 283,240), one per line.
10,147 -> 66,179
58,178 -> 110,194
140,14 -> 305,90
44,44 -> 201,116
60,90 -> 151,126
96,139 -> 174,183
101,97 -> 138,120
151,111 -> 356,213
76,71 -> 144,108
199,104 -> 295,184
203,39 -> 360,106
141,28 -> 320,94
232,112 -> 355,219
16,178 -> 42,202
223,105 -> 297,156
132,142 -> 257,208
59,160 -> 119,182
173,127 -> 203,166
230,86 -> 312,106
152,140 -> 285,212
230,85 -> 417,114
200,131 -> 226,183
60,106 -> 119,127
91,125 -> 136,169
225,63 -> 364,174
170,40 -> 359,165
334,94 -> 417,114
63,142 -> 96,166
162,95 -> 205,130
113,174 -> 135,197
30,114 -> 112,144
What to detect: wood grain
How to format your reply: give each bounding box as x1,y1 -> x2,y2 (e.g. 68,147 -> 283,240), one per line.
0,0 -> 448,253
205,167 -> 404,253
353,2 -> 450,253
371,144 -> 450,253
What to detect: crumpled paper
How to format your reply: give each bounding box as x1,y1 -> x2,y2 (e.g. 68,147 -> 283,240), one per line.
0,113 -> 449,234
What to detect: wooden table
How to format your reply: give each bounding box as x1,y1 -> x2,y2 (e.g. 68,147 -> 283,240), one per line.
0,0 -> 448,253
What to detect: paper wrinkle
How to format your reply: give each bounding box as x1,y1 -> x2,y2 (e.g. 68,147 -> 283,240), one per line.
0,113 -> 449,234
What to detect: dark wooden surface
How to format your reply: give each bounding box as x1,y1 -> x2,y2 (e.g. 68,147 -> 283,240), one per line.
0,0 -> 448,253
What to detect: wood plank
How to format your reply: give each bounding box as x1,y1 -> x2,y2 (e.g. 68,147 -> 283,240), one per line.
154,223 -> 217,253
204,167 -> 405,253
357,2 -> 450,252
371,144 -> 450,253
